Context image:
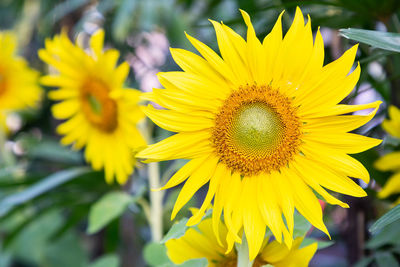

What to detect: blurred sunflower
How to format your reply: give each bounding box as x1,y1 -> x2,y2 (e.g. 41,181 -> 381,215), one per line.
137,8 -> 381,259
375,105 -> 400,203
0,32 -> 41,132
166,217 -> 317,267
39,29 -> 146,184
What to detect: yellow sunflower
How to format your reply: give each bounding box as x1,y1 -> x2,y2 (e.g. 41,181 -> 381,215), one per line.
0,31 -> 41,131
375,105 -> 400,203
166,217 -> 317,267
137,8 -> 381,259
39,29 -> 146,184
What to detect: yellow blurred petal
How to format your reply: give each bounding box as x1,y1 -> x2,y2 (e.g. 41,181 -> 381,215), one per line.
378,172 -> 400,198
382,105 -> 400,138
260,239 -> 291,263
274,240 -> 317,267
374,151 -> 400,172
90,29 -> 105,58
51,99 -> 80,119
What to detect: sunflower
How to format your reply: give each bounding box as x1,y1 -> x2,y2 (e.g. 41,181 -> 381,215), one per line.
39,29 -> 146,184
166,217 -> 317,267
137,8 -> 381,259
0,31 -> 41,131
375,105 -> 400,203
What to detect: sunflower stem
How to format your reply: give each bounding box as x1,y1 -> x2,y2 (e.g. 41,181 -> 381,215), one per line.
149,161 -> 163,242
236,234 -> 253,267
0,127 -> 14,166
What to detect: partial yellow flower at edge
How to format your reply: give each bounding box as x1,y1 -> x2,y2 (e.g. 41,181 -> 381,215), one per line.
382,105 -> 400,138
0,31 -> 42,125
166,218 -> 317,267
136,7 -> 381,260
39,29 -> 146,184
375,105 -> 400,203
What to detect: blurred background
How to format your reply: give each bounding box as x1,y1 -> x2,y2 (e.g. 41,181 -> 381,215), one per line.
1,0 -> 400,266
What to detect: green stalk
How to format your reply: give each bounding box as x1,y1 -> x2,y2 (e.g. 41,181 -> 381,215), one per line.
149,161 -> 163,242
236,234 -> 254,267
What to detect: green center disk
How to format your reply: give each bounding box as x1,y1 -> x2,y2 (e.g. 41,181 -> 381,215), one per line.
232,102 -> 284,153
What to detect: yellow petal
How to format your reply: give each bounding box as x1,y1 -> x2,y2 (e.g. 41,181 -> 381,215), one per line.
185,32 -> 237,84
51,99 -> 80,119
169,47 -> 226,87
303,101 -> 379,134
284,167 -> 330,238
187,163 -> 225,226
295,155 -> 367,197
209,20 -> 249,84
382,105 -> 400,138
158,71 -> 230,101
257,174 -> 286,243
142,105 -> 214,132
260,239 -> 291,263
374,151 -> 400,172
171,156 -> 218,219
136,131 -> 213,162
303,133 -> 381,154
262,11 -> 284,85
158,156 -> 209,191
302,145 -> 370,183
378,172 -> 400,198
274,240 -> 317,267
90,29 -> 105,58
242,176 -> 266,260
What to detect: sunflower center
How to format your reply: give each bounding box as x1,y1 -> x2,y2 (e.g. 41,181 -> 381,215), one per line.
212,84 -> 302,176
80,78 -> 118,132
232,103 -> 284,154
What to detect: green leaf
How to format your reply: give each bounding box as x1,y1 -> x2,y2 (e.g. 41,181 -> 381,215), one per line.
44,0 -> 90,22
301,238 -> 334,250
161,258 -> 208,267
0,167 -> 90,217
112,0 -> 137,41
293,212 -> 312,238
7,210 -> 65,263
88,254 -> 119,267
375,252 -> 400,267
339,28 -> 400,53
143,242 -> 171,266
41,230 -> 88,267
367,221 -> 400,249
176,258 -> 208,267
87,191 -> 133,234
161,218 -> 188,243
370,205 -> 400,233
27,139 -> 82,164
354,256 -> 374,267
